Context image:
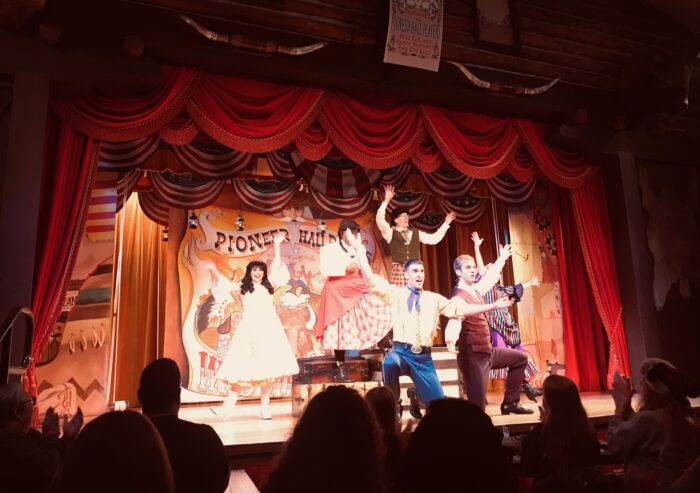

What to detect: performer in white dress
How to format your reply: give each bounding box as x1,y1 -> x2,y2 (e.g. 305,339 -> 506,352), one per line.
218,232 -> 300,419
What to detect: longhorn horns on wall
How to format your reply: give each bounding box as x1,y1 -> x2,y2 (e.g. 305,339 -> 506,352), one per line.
445,60 -> 560,96
179,15 -> 328,56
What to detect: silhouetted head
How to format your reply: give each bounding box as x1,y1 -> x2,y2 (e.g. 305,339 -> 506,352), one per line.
639,358 -> 699,411
263,385 -> 383,493
0,383 -> 34,433
138,358 -> 181,415
540,375 -> 598,468
542,374 -> 586,420
365,386 -> 399,436
402,398 -> 515,493
60,410 -> 174,493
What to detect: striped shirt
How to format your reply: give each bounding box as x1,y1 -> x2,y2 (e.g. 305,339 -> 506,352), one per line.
483,283 -> 523,347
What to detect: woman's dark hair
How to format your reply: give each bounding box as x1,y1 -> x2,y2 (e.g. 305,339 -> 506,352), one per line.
60,411 -> 174,493
365,385 -> 399,436
402,398 -> 515,493
240,260 -> 274,295
262,385 -> 383,493
337,219 -> 361,241
540,375 -> 598,469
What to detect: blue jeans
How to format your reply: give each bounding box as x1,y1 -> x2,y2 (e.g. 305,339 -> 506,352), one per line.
382,345 -> 445,407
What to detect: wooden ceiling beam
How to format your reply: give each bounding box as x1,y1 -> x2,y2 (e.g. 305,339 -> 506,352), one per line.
122,0 -> 375,44
520,3 -> 691,54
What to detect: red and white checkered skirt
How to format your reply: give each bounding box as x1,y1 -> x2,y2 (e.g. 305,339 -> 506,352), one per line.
322,293 -> 392,351
389,263 -> 406,287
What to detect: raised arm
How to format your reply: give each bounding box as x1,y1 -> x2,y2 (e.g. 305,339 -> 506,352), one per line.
418,212 -> 455,245
474,244 -> 512,295
471,231 -> 486,273
268,232 -> 290,287
271,231 -> 284,270
375,185 -> 395,244
345,229 -> 374,281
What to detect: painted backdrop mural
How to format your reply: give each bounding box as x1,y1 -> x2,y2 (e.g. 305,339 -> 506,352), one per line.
508,187 -> 565,385
35,172 -> 117,419
175,206 -> 387,399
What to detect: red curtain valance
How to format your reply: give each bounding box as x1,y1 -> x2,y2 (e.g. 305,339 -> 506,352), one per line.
41,66 -> 629,394
53,67 -> 595,190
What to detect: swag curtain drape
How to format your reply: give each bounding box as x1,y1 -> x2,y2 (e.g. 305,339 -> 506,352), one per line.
30,67 -> 630,396
551,185 -> 608,391
572,173 -> 631,384
25,121 -> 99,418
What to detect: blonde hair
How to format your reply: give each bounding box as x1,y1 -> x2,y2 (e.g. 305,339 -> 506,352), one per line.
452,255 -> 474,275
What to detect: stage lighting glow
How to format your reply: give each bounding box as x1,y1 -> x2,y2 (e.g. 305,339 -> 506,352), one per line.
161,226 -> 169,242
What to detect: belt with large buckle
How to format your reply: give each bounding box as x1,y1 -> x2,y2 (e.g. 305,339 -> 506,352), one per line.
395,341 -> 430,354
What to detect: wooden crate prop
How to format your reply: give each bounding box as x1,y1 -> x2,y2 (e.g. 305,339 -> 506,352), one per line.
291,381 -> 382,417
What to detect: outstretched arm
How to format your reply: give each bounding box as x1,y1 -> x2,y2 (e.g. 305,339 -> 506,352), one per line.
438,293 -> 514,318
418,212 -> 455,245
474,244 -> 512,295
376,185 -> 395,244
471,231 -> 486,273
522,276 -> 541,289
496,276 -> 540,301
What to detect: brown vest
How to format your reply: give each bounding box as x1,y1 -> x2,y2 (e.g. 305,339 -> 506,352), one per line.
388,228 -> 421,263
452,287 -> 492,354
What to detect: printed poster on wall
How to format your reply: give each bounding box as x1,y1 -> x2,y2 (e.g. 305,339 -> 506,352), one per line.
384,0 -> 444,72
175,206 -> 387,400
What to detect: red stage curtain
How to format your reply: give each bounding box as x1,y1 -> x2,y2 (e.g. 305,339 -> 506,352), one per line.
572,172 -> 631,383
53,67 -> 197,142
516,120 -> 596,189
188,73 -> 324,152
320,93 -> 424,169
158,111 -> 199,145
295,121 -> 332,161
421,106 -> 519,178
411,137 -> 443,172
508,145 -> 537,183
551,184 -> 607,391
26,122 -> 99,411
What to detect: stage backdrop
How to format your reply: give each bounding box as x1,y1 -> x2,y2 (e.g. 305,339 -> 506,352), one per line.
171,207 -> 387,400
35,172 -> 117,419
508,186 -> 565,386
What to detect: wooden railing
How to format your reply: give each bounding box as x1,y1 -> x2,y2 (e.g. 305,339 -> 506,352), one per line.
0,306 -> 34,384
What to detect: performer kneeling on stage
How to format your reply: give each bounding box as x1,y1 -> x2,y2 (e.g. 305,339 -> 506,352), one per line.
217,232 -> 300,420
452,244 -> 535,415
377,259 -> 514,415
314,220 -> 392,381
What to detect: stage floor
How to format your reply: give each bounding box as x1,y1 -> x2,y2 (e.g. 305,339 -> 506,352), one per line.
178,392 -> 700,459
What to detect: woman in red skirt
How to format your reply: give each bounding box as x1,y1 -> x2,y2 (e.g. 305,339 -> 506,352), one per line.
314,220 -> 391,380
